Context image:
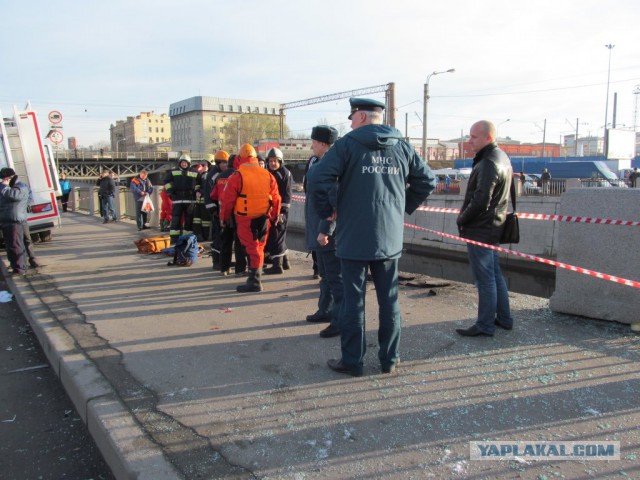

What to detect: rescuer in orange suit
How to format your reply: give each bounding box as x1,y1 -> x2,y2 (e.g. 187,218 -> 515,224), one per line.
220,144 -> 281,293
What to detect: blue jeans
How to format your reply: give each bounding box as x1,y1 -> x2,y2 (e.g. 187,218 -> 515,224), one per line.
315,249 -> 343,329
340,258 -> 401,373
466,244 -> 513,334
135,200 -> 148,229
100,195 -> 117,221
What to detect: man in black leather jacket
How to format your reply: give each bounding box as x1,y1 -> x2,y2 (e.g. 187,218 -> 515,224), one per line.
456,120 -> 514,337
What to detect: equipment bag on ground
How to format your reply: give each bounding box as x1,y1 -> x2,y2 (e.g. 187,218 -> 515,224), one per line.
134,236 -> 171,254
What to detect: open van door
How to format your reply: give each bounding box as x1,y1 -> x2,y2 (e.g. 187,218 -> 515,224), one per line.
0,107 -> 61,242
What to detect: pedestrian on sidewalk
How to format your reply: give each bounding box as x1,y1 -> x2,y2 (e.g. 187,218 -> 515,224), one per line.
0,168 -> 30,275
130,169 -> 153,231
304,125 -> 342,338
59,172 -> 71,212
308,98 -> 436,376
456,120 -> 514,337
96,171 -> 117,223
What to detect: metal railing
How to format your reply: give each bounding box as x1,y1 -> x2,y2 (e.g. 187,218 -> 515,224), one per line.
579,178 -> 630,188
432,179 -> 461,195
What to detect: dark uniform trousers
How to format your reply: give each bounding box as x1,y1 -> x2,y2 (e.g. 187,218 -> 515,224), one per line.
169,200 -> 194,245
2,223 -> 27,272
218,218 -> 248,274
266,213 -> 287,260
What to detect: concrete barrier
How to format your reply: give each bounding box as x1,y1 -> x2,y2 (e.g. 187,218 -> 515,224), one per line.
549,188 -> 640,324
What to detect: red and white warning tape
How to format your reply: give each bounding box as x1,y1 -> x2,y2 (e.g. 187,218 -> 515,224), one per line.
297,195 -> 640,227
292,194 -> 639,289
405,223 -> 640,289
413,205 -> 640,227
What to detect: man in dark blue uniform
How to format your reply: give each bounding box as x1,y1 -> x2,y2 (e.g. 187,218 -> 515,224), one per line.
308,98 -> 436,376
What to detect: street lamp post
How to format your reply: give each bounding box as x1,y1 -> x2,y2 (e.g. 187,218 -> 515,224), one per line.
117,137 -> 127,154
497,118 -> 510,139
422,68 -> 455,161
604,44 -> 615,156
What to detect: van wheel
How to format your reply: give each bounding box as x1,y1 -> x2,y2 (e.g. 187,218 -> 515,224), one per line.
39,231 -> 52,242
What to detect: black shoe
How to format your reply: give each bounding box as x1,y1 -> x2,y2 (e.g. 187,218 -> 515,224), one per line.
495,320 -> 513,330
327,359 -> 363,377
102,219 -> 109,224
319,325 -> 341,338
11,269 -> 27,276
29,259 -> 40,268
263,265 -> 284,275
456,325 -> 493,337
313,273 -> 320,280
306,311 -> 330,323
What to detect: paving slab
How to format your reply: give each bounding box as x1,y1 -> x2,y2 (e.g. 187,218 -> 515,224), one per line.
7,212 -> 640,479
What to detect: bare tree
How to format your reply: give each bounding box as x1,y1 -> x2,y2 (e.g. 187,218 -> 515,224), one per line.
222,114 -> 289,151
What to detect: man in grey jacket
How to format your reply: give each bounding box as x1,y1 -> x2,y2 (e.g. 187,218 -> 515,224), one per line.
0,168 -> 30,275
456,120 -> 514,337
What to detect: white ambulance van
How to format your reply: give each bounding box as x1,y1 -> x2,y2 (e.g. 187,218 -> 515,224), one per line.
0,105 -> 62,242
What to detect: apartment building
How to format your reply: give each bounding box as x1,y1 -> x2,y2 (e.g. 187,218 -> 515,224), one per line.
110,112 -> 171,151
169,96 -> 283,154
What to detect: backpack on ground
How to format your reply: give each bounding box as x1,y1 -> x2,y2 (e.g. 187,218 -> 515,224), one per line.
168,234 -> 200,266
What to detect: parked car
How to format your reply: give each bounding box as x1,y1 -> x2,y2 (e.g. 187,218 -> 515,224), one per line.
514,173 -> 541,194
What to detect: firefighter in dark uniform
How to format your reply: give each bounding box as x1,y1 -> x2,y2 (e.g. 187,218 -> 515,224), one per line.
205,150 -> 229,268
210,154 -> 247,275
163,154 -> 200,244
192,158 -> 212,241
263,147 -> 293,274
220,144 -> 281,293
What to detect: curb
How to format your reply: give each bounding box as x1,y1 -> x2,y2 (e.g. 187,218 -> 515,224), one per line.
4,264 -> 182,480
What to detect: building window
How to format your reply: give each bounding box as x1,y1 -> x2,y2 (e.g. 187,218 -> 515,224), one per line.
149,127 -> 152,132
212,127 -> 217,133
211,115 -> 216,121
264,108 -> 268,114
271,108 -> 276,114
219,104 -> 224,111
237,105 -> 242,113
228,105 -> 233,112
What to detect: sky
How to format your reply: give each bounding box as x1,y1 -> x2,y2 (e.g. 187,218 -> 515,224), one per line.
2,0 -> 639,149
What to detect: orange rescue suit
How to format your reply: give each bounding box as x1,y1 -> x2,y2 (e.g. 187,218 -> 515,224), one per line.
220,159 -> 281,270
234,163 -> 274,218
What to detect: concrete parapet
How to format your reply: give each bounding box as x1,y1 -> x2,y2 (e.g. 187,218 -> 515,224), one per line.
549,188 -> 640,323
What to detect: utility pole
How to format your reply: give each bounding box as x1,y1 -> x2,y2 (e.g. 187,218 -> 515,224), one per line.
604,44 -> 615,156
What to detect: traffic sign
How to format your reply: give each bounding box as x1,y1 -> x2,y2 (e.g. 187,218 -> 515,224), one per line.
48,110 -> 63,124
49,130 -> 64,144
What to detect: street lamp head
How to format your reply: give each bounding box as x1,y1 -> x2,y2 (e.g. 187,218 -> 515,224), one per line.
446,68 -> 455,73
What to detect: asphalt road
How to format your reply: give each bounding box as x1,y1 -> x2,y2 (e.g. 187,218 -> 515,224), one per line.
0,273 -> 114,480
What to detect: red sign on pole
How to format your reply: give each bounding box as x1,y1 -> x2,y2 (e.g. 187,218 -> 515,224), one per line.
48,111 -> 63,124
